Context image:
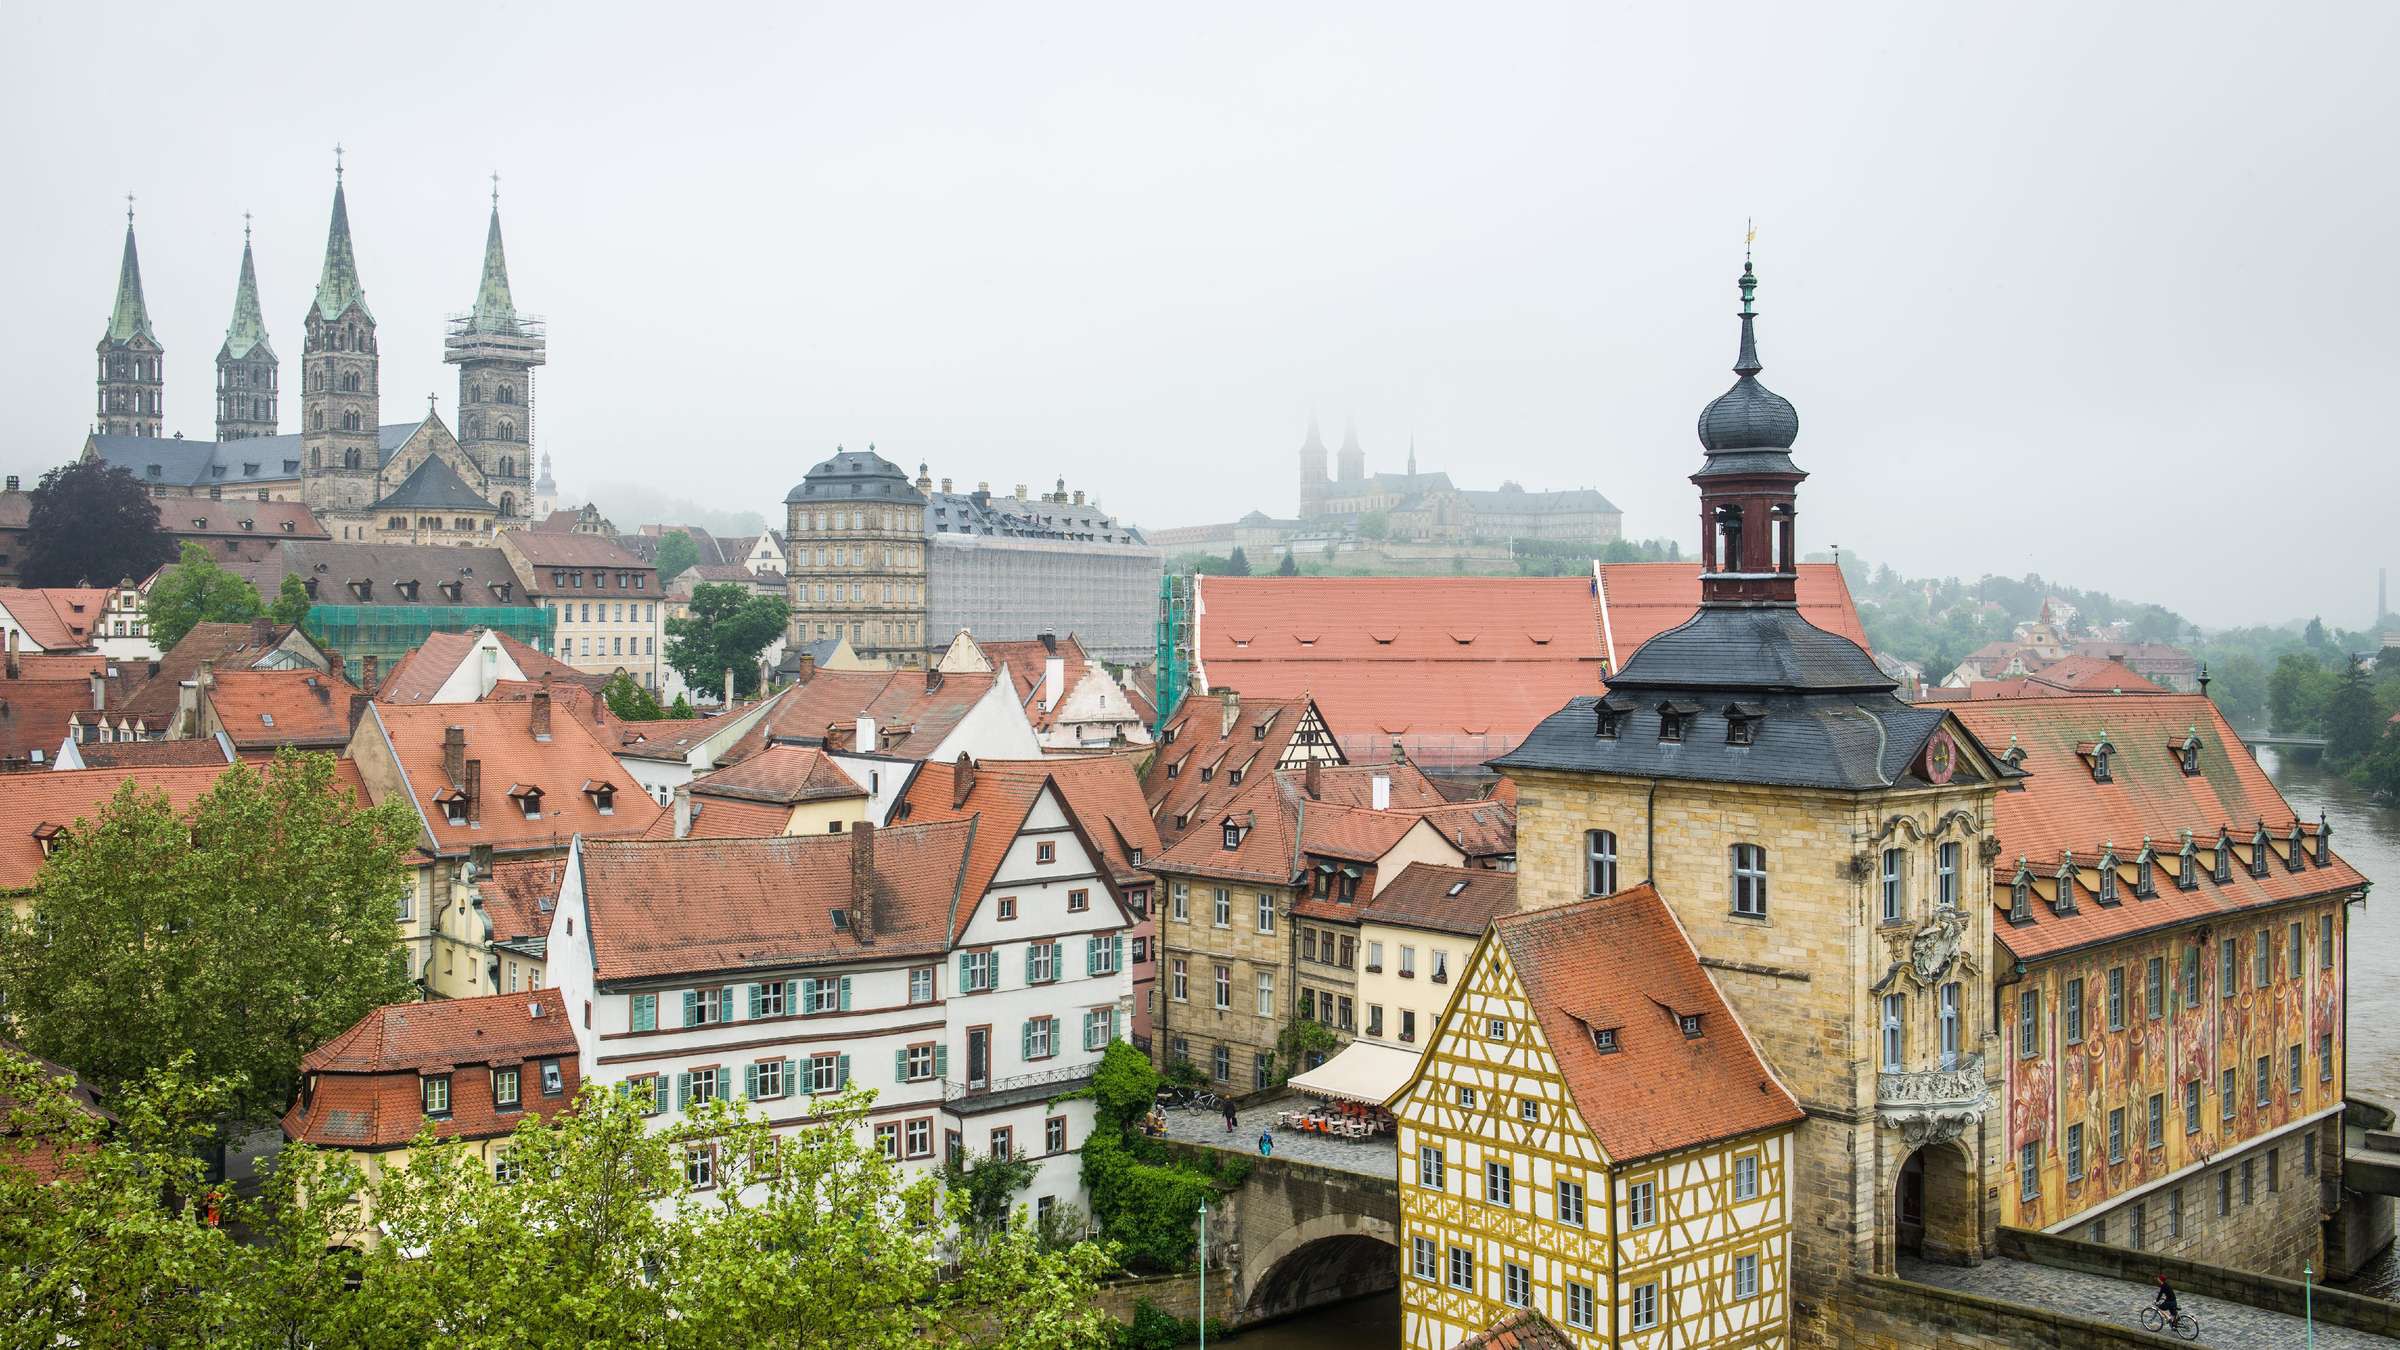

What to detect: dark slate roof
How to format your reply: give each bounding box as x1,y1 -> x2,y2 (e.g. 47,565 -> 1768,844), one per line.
1492,689 -> 1955,792
373,455 -> 488,511
784,449 -> 924,506
924,488 -> 1148,545
1695,262 -> 1800,473
223,541 -> 535,608
89,423 -> 422,488
1606,604 -> 1894,694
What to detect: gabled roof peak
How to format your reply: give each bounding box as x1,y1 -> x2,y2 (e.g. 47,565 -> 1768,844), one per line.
104,209 -> 156,346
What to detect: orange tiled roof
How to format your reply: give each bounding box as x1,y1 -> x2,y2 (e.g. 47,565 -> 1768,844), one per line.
158,498 -> 327,541
1592,562 -> 1867,662
976,754 -> 1160,888
0,588 -> 111,650
982,635 -> 1096,733
1489,884 -> 1803,1163
1949,695 -> 2365,961
1144,692 -> 1333,847
1360,862 -> 1519,937
117,621 -> 315,724
1410,799 -> 1516,862
1449,1309 -> 1575,1350
692,744 -> 865,805
206,668 -> 359,749
367,702 -> 663,857
639,794 -> 797,841
1152,772 -> 1306,886
69,737 -> 234,769
481,857 -> 566,948
377,631 -> 596,705
576,821 -> 976,981
0,761 -> 368,891
283,990 -> 579,1149
891,760 -> 1067,939
0,1039 -> 111,1182
1282,761 -> 1449,810
0,681 -> 112,764
729,670 -> 997,764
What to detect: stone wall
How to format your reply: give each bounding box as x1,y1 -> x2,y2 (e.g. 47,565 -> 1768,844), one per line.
1093,1269 -> 1236,1328
1997,1226 -> 2400,1337
1807,1274 -> 2182,1348
2040,1119 -> 2331,1277
1154,1142 -> 1402,1326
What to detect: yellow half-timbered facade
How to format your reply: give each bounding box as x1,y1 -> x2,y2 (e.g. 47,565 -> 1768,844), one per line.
1389,885 -> 1803,1349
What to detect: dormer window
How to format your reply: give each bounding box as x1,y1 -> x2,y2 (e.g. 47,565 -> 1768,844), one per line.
1199,765 -> 1214,782
1590,1025 -> 1620,1054
2176,733 -> 2202,777
1222,821 -> 1242,849
2135,847 -> 2156,898
2078,737 -> 2115,784
2286,824 -> 2306,873
2250,825 -> 2271,878
1228,767 -> 1244,785
2214,828 -> 2234,883
510,784 -> 545,821
1678,1013 -> 1704,1038
2052,856 -> 2078,915
1165,761 -> 1181,779
2316,817 -> 2333,867
435,787 -> 468,826
1724,702 -> 1764,746
584,780 -> 617,815
2095,850 -> 2118,905
2010,864 -> 2034,922
2178,838 -> 2200,891
32,822 -> 66,857
1595,698 -> 1627,740
1658,701 -> 1698,744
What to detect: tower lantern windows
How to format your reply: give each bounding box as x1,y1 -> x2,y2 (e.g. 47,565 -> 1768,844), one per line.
1712,504 -> 1743,572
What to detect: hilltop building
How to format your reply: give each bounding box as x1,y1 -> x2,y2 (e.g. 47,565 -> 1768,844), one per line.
83,165 -> 552,545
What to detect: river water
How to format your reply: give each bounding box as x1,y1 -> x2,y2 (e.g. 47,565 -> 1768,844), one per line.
1212,750 -> 2396,1338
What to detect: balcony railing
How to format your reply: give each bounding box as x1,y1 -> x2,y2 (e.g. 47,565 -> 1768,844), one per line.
942,1062 -> 1096,1105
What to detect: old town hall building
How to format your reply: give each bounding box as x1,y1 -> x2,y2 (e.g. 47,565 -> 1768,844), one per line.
1385,257 -> 2371,1348
84,164 -> 547,542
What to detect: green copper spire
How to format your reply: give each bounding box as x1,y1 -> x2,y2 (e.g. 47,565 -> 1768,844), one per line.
312,160 -> 373,323
468,175 -> 521,335
106,198 -> 156,344
221,218 -> 272,360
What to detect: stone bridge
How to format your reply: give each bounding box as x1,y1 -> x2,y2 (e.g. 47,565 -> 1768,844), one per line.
1160,1140 -> 1401,1326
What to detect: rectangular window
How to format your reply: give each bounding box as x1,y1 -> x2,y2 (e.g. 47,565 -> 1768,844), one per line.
2242,1158 -> 2255,1205
1171,883 -> 1188,921
1084,1008 -> 1113,1052
2020,1140 -> 2040,1201
2108,1107 -> 2125,1164
1024,1015 -> 1056,1060
992,1126 -> 1014,1157
1585,829 -> 1618,896
2222,939 -> 2239,998
1213,965 -> 1230,1010
1735,1251 -> 1761,1299
2018,988 -> 2041,1057
1486,1161 -> 1512,1207
1631,1282 -> 1659,1331
2148,1093 -> 2164,1149
2066,1123 -> 2084,1181
1211,1045 -> 1230,1082
2065,978 -> 2084,1044
2184,945 -> 2202,1008
2307,1130 -> 2319,1177
1730,843 -> 1768,917
2323,913 -> 2337,969
2107,967 -> 2125,1031
1566,1280 -> 1596,1330
2255,928 -> 2272,989
2223,1067 -> 2237,1120
1447,1246 -> 1473,1291
1881,992 -> 1906,1071
2147,956 -> 2165,1020
754,1058 -> 785,1100
2269,1146 -> 2282,1193
1399,946 -> 1416,977
1253,970 -> 1274,1017
905,1043 -> 936,1081
1413,1237 -> 1438,1281
805,1055 -> 847,1094
1626,1179 -> 1655,1228
2131,1202 -> 2147,1250
2324,1033 -> 2336,1082
1046,1116 -> 1067,1155
686,1143 -> 715,1189
2218,1169 -> 2232,1216
1503,1262 -> 1530,1308
1734,1154 -> 1760,1200
1256,893 -> 1275,933
2290,1044 -> 2304,1096
1419,1145 -> 1445,1189
1881,847 -> 1905,922
1211,889 -> 1230,927
875,1122 -> 899,1159
1939,982 -> 1962,1068
2290,921 -> 2305,979
632,992 -> 658,1031
2257,1055 -> 2272,1108
1067,888 -> 1088,913
2185,1080 -> 2201,1134
910,967 -> 935,1004
755,981 -> 788,1018
1028,942 -> 1057,984
1559,1178 -> 1585,1226
1401,1010 -> 1416,1043
1170,959 -> 1187,1002
1938,841 -> 1960,907
423,1075 -> 452,1115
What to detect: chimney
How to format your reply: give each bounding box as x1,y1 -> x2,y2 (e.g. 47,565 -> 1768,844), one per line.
952,752 -> 977,809
848,821 -> 877,944
941,477 -> 953,494
1044,655 -> 1064,712
5,629 -> 18,680
89,670 -> 105,712
1305,758 -> 1322,800
1219,688 -> 1239,738
1391,735 -> 1408,765
856,715 -> 877,752
723,665 -> 734,707
4,475 -> 16,491
470,843 -> 494,879
197,659 -> 214,691
1371,772 -> 1391,812
672,783 -> 693,840
442,725 -> 467,788
348,692 -> 370,732
797,649 -> 816,684
464,759 -> 483,829
530,687 -> 552,741
1038,630 -> 1058,654
361,654 -> 380,698
592,686 -> 606,723
176,678 -> 200,738
1073,490 -> 1085,506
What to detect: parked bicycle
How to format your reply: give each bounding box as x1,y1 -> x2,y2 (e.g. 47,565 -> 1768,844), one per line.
2136,1302 -> 2199,1341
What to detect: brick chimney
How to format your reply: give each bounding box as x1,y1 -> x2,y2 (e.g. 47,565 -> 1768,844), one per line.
361,654 -> 379,698
1305,757 -> 1322,800
672,783 -> 693,840
848,821 -> 877,944
464,759 -> 482,829
1219,688 -> 1239,738
442,725 -> 467,788
797,649 -> 816,684
530,687 -> 551,741
250,616 -> 274,645
951,751 -> 977,809
6,628 -> 21,681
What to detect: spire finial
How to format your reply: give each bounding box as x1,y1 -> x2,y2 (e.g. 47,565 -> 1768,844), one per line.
125,192 -> 135,227
334,143 -> 344,181
243,211 -> 252,243
491,170 -> 501,210
428,391 -> 438,417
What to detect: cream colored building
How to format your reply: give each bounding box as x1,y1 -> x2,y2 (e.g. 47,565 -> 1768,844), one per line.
1356,863 -> 1520,1056
497,530 -> 664,690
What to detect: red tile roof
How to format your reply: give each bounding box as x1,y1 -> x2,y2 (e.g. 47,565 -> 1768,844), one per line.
575,821 -> 976,981
692,745 -> 866,805
366,702 -> 664,858
0,681 -> 111,765
1282,761 -> 1449,810
0,763 -> 368,891
0,588 -> 111,650
892,761 -> 1086,940
981,635 -> 1101,733
1144,692 -> 1336,846
283,990 -> 580,1149
377,630 -> 596,705
481,857 -> 566,950
117,621 -> 317,724
1449,1309 -> 1575,1350
0,1039 -> 112,1182
730,670 -> 998,763
206,668 -> 359,750
1152,772 -> 1304,886
1360,862 -> 1519,937
1949,695 -> 2366,961
1409,800 -> 1517,862
157,498 -> 327,541
1191,564 -> 1864,769
500,531 -> 654,571
639,794 -> 797,841
1486,884 -> 1803,1163
68,737 -> 234,769
975,754 -> 1160,889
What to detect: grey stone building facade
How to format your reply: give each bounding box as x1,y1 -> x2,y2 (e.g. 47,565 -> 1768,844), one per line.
782,448 -> 929,668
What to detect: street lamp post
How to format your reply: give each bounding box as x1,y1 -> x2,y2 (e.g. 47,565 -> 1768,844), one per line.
1197,1196 -> 1209,1349
2305,1259 -> 2315,1349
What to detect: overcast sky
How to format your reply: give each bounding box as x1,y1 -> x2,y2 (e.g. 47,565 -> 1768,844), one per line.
7,3 -> 2392,627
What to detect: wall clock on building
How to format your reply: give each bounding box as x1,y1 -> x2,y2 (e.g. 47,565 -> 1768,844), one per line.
1923,728 -> 1959,785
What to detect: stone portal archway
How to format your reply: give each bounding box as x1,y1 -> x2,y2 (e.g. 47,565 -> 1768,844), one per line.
1896,1139 -> 1979,1267
1240,1210 -> 1399,1324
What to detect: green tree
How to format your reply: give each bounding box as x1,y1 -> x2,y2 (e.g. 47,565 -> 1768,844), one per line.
19,459 -> 178,588
268,571 -> 314,628
1356,510 -> 1390,541
1271,1017 -> 1340,1086
2268,651 -> 2333,733
2305,616 -> 2329,648
1275,549 -> 1298,576
0,751 -> 418,1127
654,528 -> 701,585
2326,657 -> 2380,766
142,540 -> 264,651
1077,1043 -> 1222,1272
668,692 -> 696,719
664,582 -> 791,701
1225,547 -> 1252,576
600,669 -> 666,721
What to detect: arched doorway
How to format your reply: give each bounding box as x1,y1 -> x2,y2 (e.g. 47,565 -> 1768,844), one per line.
1895,1140 -> 1978,1266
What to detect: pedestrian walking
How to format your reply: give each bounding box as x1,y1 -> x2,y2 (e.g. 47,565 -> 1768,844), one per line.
1259,1129 -> 1274,1157
1222,1099 -> 1238,1133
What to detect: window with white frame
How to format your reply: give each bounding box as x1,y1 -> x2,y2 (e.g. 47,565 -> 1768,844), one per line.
1558,1178 -> 1585,1225
807,1053 -> 846,1094
753,1058 -> 785,1100
1566,1281 -> 1596,1330
1447,1246 -> 1473,1291
1939,981 -> 1962,1068
1171,883 -> 1188,920
1630,1282 -> 1659,1331
1734,1251 -> 1760,1299
1734,1154 -> 1759,1200
1024,1016 -> 1057,1060
1412,1237 -> 1438,1281
1585,829 -> 1618,896
1213,965 -> 1230,1010
1938,841 -> 1959,907
1503,1262 -> 1530,1308
905,1118 -> 932,1158
1419,1145 -> 1445,1188
1626,1179 -> 1655,1228
1029,942 -> 1058,983
1881,992 -> 1906,1070
1881,847 -> 1906,922
1212,889 -> 1230,926
1485,1160 -> 1512,1206
910,967 -> 935,1004
1730,843 -> 1768,917
1256,971 -> 1274,1016
960,951 -> 998,993
1256,893 -> 1275,933
904,1044 -> 936,1081
1084,1008 -> 1114,1051
1170,959 -> 1187,1001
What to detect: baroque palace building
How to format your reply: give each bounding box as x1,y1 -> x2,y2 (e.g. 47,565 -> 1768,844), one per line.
83,163 -> 548,543
1405,255 -> 2376,1348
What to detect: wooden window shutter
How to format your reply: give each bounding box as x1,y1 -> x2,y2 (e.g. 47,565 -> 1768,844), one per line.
682,990 -> 698,1027
839,976 -> 853,1012
676,1071 -> 691,1109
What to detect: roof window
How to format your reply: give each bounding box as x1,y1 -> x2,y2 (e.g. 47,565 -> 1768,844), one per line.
259,713 -> 275,728
1657,700 -> 1699,744
2177,835 -> 2200,892
1595,697 -> 1630,740
2078,735 -> 2115,784
1724,702 -> 1765,747
2316,814 -> 2333,866
2094,847 -> 2119,905
1589,1025 -> 1619,1053
2009,862 -> 2034,923
830,909 -> 851,932
32,822 -> 66,857
509,784 -> 545,821
2213,827 -> 2234,883
2249,824 -> 2271,878
1446,880 -> 1469,897
584,780 -> 617,815
2285,822 -> 2306,873
1677,1012 -> 1704,1038
2175,730 -> 2202,776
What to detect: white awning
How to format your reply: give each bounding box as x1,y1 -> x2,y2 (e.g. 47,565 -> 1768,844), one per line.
1286,1039 -> 1423,1106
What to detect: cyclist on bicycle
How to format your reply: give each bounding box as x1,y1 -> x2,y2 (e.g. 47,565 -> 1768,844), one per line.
2152,1273 -> 2178,1317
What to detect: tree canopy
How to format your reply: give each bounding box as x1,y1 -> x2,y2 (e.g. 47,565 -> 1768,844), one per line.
143,541 -> 265,651
600,669 -> 667,721
1275,549 -> 1298,576
0,751 -> 419,1125
268,572 -> 314,629
654,529 -> 701,585
19,459 -> 178,587
665,582 -> 790,700
1224,547 -> 1251,576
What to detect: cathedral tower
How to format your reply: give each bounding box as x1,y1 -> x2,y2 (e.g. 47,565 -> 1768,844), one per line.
445,179 -> 543,518
1336,417 -> 1365,481
1297,416 -> 1329,516
300,160 -> 380,512
215,220 -> 278,442
95,201 -> 163,438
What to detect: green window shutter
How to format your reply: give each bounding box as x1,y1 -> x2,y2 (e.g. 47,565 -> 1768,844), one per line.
631,994 -> 655,1032
676,1071 -> 691,1109
722,985 -> 737,1019
1022,1020 -> 1035,1060
839,976 -> 853,1012
747,984 -> 762,1019
935,1044 -> 949,1079
646,1077 -> 663,1116
1111,1007 -> 1122,1043
782,1059 -> 797,1096
801,977 -> 817,1010
895,1048 -> 910,1082
1025,945 -> 1037,982
836,1054 -> 851,1089
744,1063 -> 759,1100
1086,937 -> 1098,976
682,990 -> 697,1027
1113,935 -> 1125,973
959,952 -> 972,988
784,978 -> 799,1011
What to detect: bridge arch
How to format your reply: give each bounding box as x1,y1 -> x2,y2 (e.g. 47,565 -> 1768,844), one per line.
1240,1209 -> 1400,1324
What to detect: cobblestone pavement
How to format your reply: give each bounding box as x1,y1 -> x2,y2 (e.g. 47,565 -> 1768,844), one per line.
1157,1093 -> 1397,1180
1901,1255 -> 2400,1348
